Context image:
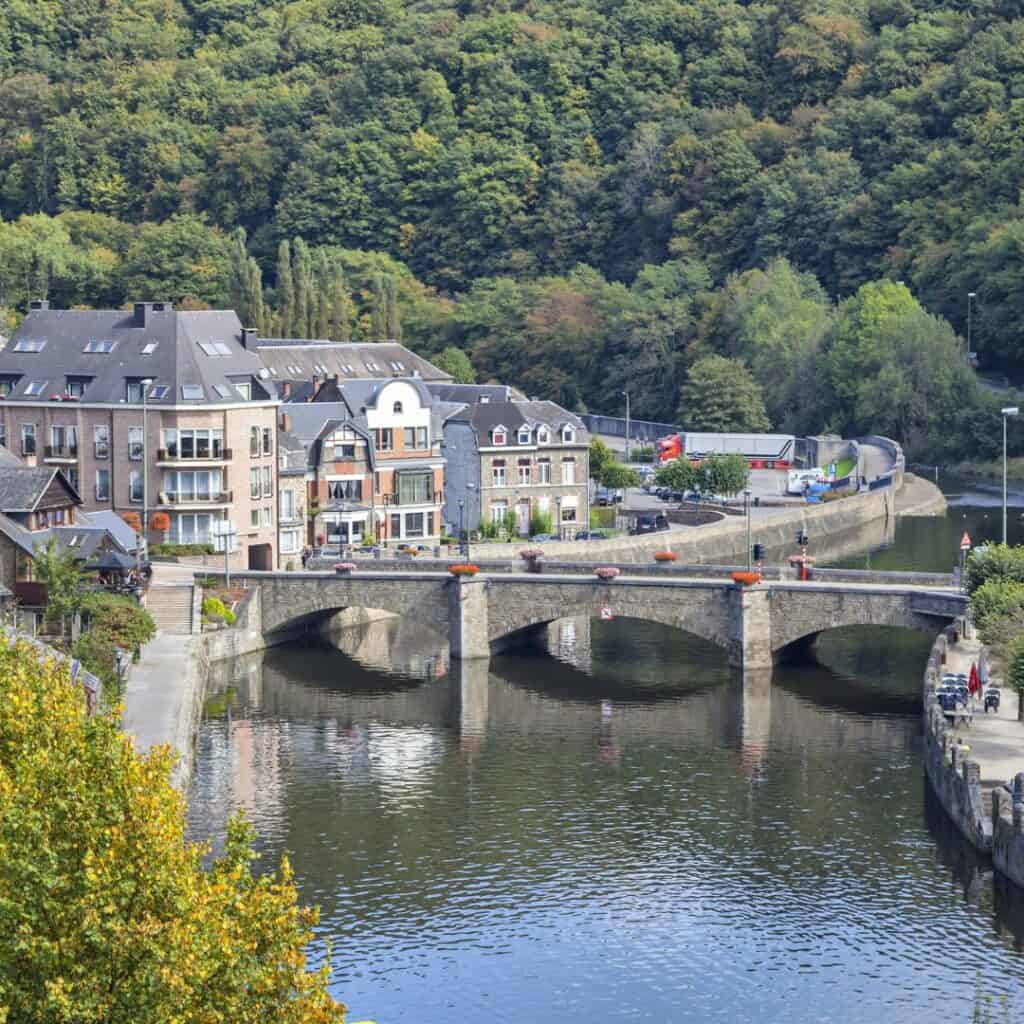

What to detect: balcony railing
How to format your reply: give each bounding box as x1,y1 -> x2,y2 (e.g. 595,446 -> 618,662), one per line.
159,490 -> 233,505
44,445 -> 79,459
157,448 -> 233,462
381,491 -> 436,507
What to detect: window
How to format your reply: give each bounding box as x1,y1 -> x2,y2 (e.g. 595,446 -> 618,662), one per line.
94,425 -> 109,458
51,425 -> 76,454
234,381 -> 251,400
13,338 -> 45,352
148,384 -> 169,400
280,490 -> 295,520
393,401 -> 403,414
365,360 -> 380,372
374,472 -> 383,495
404,512 -> 425,538
213,384 -> 234,399
250,426 -> 260,456
490,501 -> 508,524
262,507 -> 272,527
403,426 -> 428,450
125,379 -> 145,403
250,467 -> 260,499
262,465 -> 272,497
390,512 -> 401,538
518,427 -> 531,445
24,381 -> 45,397
562,457 -> 576,485
538,458 -> 551,484
327,479 -> 363,501
129,470 -> 143,503
163,428 -> 223,459
262,427 -> 272,455
83,339 -> 115,353
537,427 -> 550,445
561,504 -> 578,523
65,377 -> 89,398
66,467 -> 79,492
181,384 -> 204,400
492,459 -> 506,486
374,428 -> 393,452
141,342 -> 159,355
21,424 -> 35,455
163,470 -> 223,501
518,459 -> 531,485
173,513 -> 213,545
0,425 -> 5,447
198,341 -> 232,356
96,469 -> 110,501
492,426 -> 507,445
0,377 -> 16,397
280,528 -> 300,554
128,427 -> 143,460
396,472 -> 431,504
562,426 -> 576,443
251,508 -> 259,528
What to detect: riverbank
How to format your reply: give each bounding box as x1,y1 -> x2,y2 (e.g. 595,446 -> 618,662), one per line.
923,626 -> 1024,889
947,457 -> 1024,486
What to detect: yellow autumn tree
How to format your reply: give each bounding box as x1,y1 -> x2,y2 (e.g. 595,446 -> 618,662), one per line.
0,634 -> 353,1024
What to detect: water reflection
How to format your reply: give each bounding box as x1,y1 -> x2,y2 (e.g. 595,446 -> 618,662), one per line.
187,617 -> 1024,1024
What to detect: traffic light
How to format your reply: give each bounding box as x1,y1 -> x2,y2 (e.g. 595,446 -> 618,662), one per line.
795,530 -> 808,547
752,543 -> 765,563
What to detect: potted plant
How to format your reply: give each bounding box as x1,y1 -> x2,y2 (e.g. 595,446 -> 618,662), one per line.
519,548 -> 544,573
653,551 -> 677,563
731,570 -> 761,586
595,566 -> 620,581
334,562 -> 357,575
449,563 -> 480,577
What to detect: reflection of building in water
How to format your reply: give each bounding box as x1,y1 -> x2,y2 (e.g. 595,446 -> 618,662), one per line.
546,616 -> 593,674
324,614 -> 449,679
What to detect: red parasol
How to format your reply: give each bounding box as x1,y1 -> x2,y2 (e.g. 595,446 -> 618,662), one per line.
968,662 -> 980,695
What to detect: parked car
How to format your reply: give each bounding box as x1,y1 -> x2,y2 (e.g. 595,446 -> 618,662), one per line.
576,529 -> 608,540
630,513 -> 670,535
595,487 -> 625,506
531,533 -> 554,542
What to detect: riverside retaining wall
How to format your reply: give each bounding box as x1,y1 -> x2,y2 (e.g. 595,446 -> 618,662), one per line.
991,777 -> 1024,890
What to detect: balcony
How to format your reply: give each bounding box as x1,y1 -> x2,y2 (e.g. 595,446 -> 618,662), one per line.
159,490 -> 233,506
44,445 -> 79,461
157,447 -> 233,465
381,491 -> 437,507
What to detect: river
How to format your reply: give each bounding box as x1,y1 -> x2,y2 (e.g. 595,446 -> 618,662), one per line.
187,497 -> 1024,1023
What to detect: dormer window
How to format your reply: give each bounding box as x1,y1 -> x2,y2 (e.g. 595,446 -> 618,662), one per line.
537,427 -> 550,445
0,377 -> 19,397
393,401 -> 403,414
562,425 -> 576,443
65,376 -> 91,398
517,426 -> 531,445
492,426 -> 507,445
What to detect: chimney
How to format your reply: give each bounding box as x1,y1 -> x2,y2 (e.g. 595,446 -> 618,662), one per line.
29,299 -> 49,312
133,301 -> 173,326
280,412 -> 292,433
240,326 -> 258,348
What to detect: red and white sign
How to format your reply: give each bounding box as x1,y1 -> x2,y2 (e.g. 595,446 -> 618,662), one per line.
960,531 -> 972,551
599,606 -> 614,621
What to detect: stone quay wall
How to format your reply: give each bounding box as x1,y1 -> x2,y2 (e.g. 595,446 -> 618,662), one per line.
991,777 -> 1024,890
922,626 -> 990,853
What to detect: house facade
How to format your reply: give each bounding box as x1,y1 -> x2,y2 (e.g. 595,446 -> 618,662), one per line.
438,390 -> 590,538
283,378 -> 446,547
0,301 -> 280,569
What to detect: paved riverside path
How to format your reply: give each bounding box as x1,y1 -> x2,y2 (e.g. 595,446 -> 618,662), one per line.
945,636 -> 1024,789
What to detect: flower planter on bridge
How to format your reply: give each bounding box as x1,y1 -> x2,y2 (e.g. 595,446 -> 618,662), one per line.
519,549 -> 544,573
595,567 -> 621,581
449,563 -> 480,578
653,551 -> 677,563
334,563 -> 357,576
731,571 -> 762,586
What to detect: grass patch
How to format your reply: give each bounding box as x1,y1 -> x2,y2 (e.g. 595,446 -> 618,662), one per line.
590,507 -> 616,528
833,457 -> 856,478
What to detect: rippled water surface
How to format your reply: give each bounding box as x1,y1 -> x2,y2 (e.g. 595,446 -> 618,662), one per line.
187,609 -> 1024,1023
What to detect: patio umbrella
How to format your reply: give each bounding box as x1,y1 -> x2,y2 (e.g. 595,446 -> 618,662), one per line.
968,662 -> 980,695
84,550 -> 137,574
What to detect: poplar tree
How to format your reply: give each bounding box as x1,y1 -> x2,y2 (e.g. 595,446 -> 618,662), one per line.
370,272 -> 386,340
275,240 -> 294,338
292,237 -> 313,339
314,250 -> 332,339
330,265 -> 351,341
384,274 -> 402,341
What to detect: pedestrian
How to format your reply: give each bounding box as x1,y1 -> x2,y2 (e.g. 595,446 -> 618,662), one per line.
301,546 -> 309,569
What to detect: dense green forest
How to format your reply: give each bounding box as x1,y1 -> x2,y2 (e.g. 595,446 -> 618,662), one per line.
1,0 -> 1023,458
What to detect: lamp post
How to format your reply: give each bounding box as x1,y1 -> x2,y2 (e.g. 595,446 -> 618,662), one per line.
967,291 -> 976,367
744,488 -> 752,571
1002,406 -> 1018,544
555,496 -> 562,541
622,390 -> 631,464
140,378 -> 153,562
458,498 -> 465,558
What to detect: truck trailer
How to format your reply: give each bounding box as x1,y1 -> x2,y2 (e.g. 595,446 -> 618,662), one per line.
657,432 -> 796,468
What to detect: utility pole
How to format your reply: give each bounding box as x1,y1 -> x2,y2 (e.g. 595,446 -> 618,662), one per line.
1003,406 -> 1018,544
622,390 -> 630,464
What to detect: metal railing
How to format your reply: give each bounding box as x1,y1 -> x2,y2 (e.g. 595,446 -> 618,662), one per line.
160,490 -> 233,504
44,445 -> 79,459
157,447 -> 233,461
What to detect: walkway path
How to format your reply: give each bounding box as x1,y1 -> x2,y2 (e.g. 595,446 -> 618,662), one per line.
944,636 -> 1024,789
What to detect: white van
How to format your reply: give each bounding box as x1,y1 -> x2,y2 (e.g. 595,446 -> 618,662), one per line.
787,468 -> 825,495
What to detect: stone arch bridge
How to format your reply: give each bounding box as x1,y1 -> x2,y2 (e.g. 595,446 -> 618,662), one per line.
223,569 -> 966,670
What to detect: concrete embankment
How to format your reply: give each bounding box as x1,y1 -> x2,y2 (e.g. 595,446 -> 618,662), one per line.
923,627 -> 1024,889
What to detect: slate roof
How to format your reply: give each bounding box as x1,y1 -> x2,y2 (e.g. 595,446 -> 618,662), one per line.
0,511 -> 34,556
0,467 -> 79,513
0,303 -> 273,406
0,447 -> 24,469
427,383 -> 521,404
277,430 -> 308,476
31,526 -> 116,561
82,510 -> 140,553
255,340 -> 451,384
446,398 -> 588,443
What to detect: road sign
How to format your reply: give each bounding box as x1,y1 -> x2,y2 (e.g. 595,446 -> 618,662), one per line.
960,531 -> 972,551
599,605 -> 613,621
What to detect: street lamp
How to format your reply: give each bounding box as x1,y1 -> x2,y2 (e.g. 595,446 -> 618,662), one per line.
1002,406 -> 1018,544
555,496 -> 562,541
141,378 -> 153,562
458,498 -> 465,557
967,291 -> 976,367
622,390 -> 631,464
744,488 -> 752,571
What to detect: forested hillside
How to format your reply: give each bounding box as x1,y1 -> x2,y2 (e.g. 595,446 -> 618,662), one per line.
1,0 -> 1023,458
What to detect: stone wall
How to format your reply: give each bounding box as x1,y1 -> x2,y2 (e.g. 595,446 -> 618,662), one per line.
922,629 -> 990,852
991,778 -> 1024,890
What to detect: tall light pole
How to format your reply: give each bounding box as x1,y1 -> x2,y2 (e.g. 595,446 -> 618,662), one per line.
622,389 -> 630,464
745,488 -> 752,571
141,378 -> 153,561
1002,406 -> 1018,544
967,291 -> 976,368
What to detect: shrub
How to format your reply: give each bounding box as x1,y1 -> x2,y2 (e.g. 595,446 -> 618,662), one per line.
965,543 -> 1024,595
81,592 -> 156,651
971,579 -> 1024,635
149,543 -> 215,557
529,508 -> 553,536
72,630 -> 119,695
202,596 -> 236,625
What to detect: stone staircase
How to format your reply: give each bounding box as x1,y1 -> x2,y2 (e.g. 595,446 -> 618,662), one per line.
145,584 -> 195,636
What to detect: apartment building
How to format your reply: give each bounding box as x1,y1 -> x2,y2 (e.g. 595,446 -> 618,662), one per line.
0,302 -> 280,569
437,386 -> 590,538
282,377 -> 446,547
